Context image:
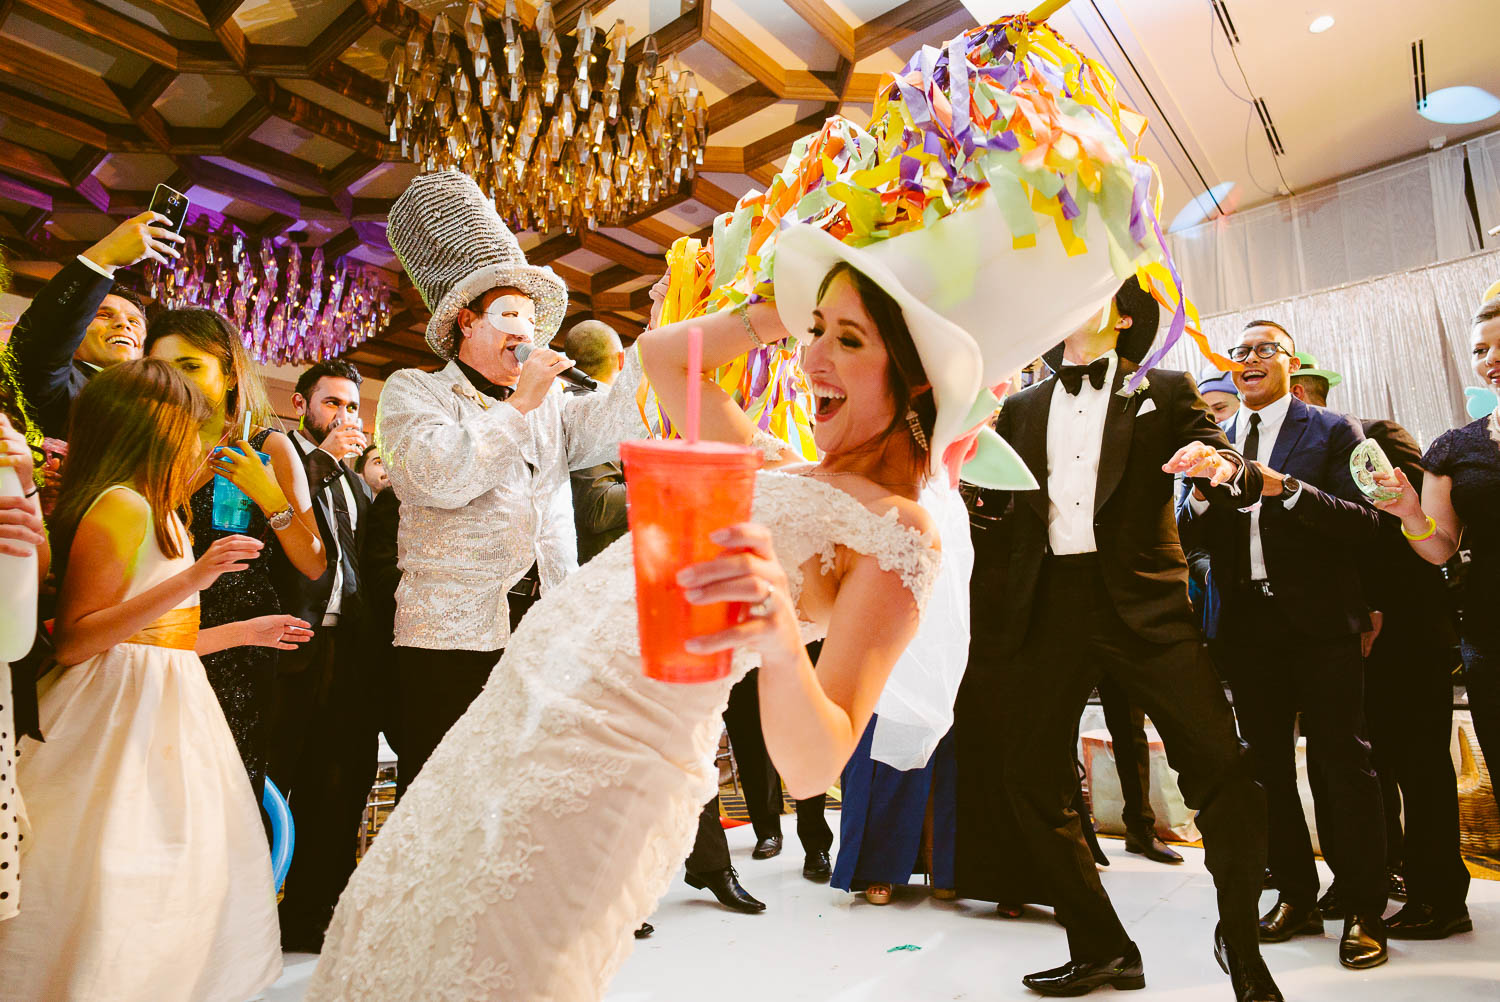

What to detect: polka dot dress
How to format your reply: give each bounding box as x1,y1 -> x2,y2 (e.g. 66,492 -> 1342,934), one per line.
0,662 -> 21,922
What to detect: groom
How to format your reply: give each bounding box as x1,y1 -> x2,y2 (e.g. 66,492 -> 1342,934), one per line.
379,171 -> 645,797
988,279 -> 1281,1001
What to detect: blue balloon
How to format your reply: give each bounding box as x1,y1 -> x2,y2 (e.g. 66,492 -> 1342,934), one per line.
262,776 -> 295,893
1465,386 -> 1498,421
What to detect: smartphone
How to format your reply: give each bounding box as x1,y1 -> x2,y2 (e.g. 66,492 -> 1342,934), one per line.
149,183 -> 190,232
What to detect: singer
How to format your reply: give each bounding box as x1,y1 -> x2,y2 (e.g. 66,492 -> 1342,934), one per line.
376,172 -> 647,795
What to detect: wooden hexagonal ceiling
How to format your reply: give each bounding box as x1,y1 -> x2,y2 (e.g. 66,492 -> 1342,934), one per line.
0,0 -> 976,377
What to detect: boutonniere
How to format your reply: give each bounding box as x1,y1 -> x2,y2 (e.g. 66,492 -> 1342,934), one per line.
452,380 -> 490,411
1116,375 -> 1150,400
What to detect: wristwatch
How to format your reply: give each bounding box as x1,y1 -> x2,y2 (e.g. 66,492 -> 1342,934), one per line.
267,505 -> 295,531
1278,475 -> 1301,503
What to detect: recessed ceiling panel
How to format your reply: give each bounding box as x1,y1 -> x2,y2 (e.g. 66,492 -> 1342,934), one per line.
3,14 -> 151,86
234,0 -> 348,46
714,0 -> 837,72
250,118 -> 358,168
92,153 -> 179,191
276,79 -> 387,134
0,121 -> 83,161
154,75 -> 258,129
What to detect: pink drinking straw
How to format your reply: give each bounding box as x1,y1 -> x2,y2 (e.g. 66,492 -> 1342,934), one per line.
685,325 -> 703,445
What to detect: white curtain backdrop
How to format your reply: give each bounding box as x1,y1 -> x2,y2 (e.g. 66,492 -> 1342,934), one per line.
1158,248 -> 1500,451
1166,134 -> 1495,319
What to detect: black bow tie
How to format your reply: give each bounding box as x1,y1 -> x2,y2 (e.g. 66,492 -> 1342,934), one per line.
1057,357 -> 1109,395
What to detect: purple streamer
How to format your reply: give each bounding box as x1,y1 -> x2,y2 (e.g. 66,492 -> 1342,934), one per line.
1126,207 -> 1190,390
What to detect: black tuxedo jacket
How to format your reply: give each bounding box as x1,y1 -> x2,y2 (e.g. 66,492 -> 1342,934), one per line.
273,434 -> 371,661
1357,417 -> 1456,651
9,258 -> 116,440
1179,396 -> 1382,639
989,365 -> 1259,652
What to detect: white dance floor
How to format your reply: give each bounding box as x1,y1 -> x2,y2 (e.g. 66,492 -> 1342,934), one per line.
266,823 -> 1500,1001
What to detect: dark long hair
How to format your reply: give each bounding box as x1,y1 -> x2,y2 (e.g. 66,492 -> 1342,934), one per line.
144,308 -> 273,433
51,359 -> 209,572
815,262 -> 934,483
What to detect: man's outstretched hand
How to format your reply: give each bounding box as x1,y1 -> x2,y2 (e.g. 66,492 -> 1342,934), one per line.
81,211 -> 185,272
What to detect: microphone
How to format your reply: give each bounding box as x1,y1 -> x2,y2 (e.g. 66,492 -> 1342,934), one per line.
512,343 -> 598,391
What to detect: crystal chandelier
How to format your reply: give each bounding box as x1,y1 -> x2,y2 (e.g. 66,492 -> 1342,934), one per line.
145,233 -> 393,365
387,0 -> 709,233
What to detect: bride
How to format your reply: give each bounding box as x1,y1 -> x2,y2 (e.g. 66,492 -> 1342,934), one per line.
305,216 -> 993,1001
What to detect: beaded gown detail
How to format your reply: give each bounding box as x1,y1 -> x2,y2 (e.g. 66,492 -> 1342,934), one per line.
306,471 -> 940,1002
188,426 -> 281,800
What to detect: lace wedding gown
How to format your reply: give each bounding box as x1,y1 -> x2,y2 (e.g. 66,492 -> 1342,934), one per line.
307,470 -> 940,1002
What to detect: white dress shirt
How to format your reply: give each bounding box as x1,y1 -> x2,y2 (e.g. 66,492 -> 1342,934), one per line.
296,430 -> 359,622
1045,350 -> 1117,555
76,254 -> 115,279
1187,391 -> 1301,581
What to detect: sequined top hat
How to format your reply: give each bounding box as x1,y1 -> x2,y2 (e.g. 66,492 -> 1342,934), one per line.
387,170 -> 568,360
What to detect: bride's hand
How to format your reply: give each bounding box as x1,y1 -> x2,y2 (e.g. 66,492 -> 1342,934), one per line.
680,523 -> 801,665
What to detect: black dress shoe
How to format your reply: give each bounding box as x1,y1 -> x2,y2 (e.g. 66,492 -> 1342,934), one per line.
1213,924 -> 1285,1002
1317,883 -> 1343,918
685,866 -> 766,913
1386,902 -> 1472,940
633,923 -> 654,939
1258,898 -> 1324,942
751,835 -> 783,860
1021,942 -> 1145,996
802,850 -> 832,883
1124,831 -> 1184,864
1339,913 -> 1388,969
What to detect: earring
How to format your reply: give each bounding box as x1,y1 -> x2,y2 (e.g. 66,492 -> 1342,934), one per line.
905,409 -> 929,451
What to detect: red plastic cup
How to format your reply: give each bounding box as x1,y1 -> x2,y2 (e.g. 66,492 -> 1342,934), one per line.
621,439 -> 763,683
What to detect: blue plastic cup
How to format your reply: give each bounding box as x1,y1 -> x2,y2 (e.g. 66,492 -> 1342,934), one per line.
211,446 -> 271,532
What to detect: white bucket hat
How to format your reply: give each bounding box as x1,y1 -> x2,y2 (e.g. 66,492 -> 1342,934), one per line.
386,170 -> 568,360
773,199 -> 1125,489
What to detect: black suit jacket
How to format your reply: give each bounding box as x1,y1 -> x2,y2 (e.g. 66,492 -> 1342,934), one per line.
990,365 -> 1260,652
1357,417 -> 1456,652
273,434 -> 371,665
358,488 -> 402,648
1179,396 -> 1382,639
9,258 -> 116,440
570,460 -> 628,565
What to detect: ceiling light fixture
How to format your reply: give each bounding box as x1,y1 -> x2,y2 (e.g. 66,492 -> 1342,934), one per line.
1168,181 -> 1237,232
1418,86 -> 1500,125
388,0 -> 707,235
1308,15 -> 1334,33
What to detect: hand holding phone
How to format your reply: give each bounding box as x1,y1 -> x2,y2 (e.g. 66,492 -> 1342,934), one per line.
149,183 -> 190,233
81,207 -> 186,271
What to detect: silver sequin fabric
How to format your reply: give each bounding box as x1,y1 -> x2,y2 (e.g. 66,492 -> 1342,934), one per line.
377,350 -> 646,651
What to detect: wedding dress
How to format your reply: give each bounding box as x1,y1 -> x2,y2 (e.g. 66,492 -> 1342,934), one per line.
306,470 -> 940,1002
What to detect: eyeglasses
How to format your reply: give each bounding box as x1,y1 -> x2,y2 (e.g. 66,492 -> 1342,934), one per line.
1227,342 -> 1294,363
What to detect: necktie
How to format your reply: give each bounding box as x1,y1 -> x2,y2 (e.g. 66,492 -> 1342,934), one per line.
1058,357 -> 1109,395
1238,413 -> 1261,584
328,476 -> 359,600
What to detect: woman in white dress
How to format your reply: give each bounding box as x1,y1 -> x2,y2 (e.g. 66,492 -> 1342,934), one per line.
0,359 -> 285,1001
306,213 -> 1001,1001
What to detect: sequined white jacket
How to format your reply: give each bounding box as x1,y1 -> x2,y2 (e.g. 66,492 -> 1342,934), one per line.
377,351 -> 645,651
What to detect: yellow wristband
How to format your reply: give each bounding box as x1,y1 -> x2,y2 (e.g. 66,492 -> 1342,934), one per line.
1400,515 -> 1437,542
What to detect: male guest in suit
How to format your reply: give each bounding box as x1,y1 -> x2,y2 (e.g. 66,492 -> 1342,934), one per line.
270,358 -> 378,952
1289,358 -> 1471,939
9,211 -> 182,438
1180,321 -> 1389,970
992,279 -> 1280,1001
